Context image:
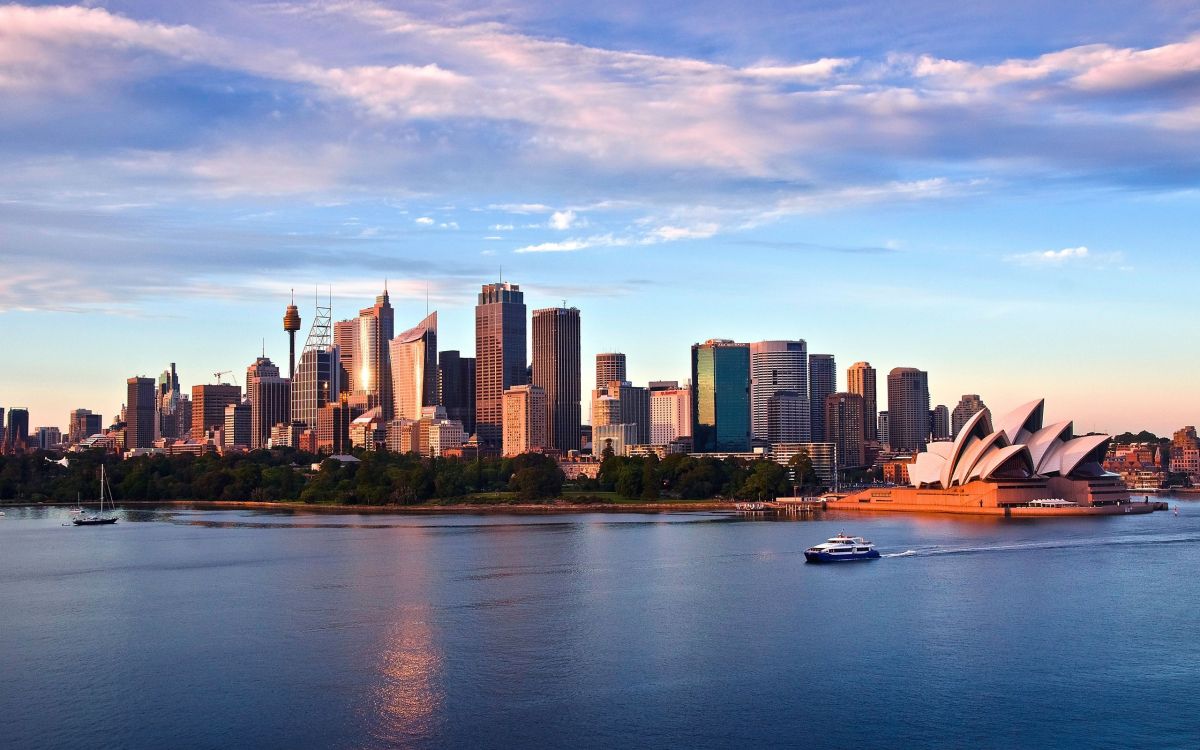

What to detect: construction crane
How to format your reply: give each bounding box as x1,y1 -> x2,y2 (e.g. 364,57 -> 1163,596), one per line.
213,370 -> 233,384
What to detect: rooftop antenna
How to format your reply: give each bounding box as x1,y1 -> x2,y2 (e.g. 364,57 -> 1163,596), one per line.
261,338 -> 265,358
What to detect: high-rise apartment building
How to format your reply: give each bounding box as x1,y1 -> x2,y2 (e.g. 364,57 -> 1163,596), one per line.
438,350 -> 476,436
595,353 -> 627,391
847,361 -> 878,442
825,392 -> 866,467
930,404 -> 951,441
192,383 -> 241,440
390,312 -> 438,421
878,411 -> 889,447
592,393 -> 621,427
475,282 -> 527,451
951,394 -> 988,438
691,339 -> 751,452
887,367 -> 930,452
532,307 -> 581,453
502,384 -> 546,457
333,319 -> 357,394
354,287 -> 394,419
68,409 -> 103,445
316,402 -> 351,454
650,386 -> 691,445
292,299 -> 341,429
126,377 -> 156,450
750,340 -> 809,443
808,354 -> 836,446
246,356 -> 290,450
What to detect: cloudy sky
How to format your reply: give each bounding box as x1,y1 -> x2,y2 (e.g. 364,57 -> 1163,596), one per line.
2,0 -> 1199,434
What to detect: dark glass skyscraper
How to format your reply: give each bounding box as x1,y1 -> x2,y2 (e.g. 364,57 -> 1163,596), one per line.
690,339 -> 751,452
438,350 -> 476,436
475,282 -> 527,450
532,307 -> 581,453
4,407 -> 29,454
808,354 -> 836,445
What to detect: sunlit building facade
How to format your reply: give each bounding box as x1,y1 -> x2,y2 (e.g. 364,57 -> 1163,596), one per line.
691,339 -> 751,452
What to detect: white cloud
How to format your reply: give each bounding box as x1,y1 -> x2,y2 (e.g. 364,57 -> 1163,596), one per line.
489,223 -> 514,231
1006,246 -> 1126,268
646,223 -> 719,242
414,216 -> 434,225
439,221 -> 459,229
549,209 -> 578,230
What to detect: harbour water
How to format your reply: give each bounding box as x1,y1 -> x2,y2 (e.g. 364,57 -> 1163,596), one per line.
2,500 -> 1198,749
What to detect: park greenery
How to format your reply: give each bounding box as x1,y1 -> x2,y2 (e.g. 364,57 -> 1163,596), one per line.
0,447 -> 824,505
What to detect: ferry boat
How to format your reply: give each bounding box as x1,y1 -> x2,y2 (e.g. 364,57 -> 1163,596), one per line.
804,533 -> 880,563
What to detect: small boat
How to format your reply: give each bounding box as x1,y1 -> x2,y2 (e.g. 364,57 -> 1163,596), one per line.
74,465 -> 118,526
805,533 -> 880,563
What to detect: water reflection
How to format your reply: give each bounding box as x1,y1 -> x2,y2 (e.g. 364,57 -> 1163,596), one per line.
366,605 -> 445,747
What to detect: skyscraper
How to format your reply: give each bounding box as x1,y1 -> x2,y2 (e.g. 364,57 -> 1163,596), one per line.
749,340 -> 809,442
847,361 -> 878,442
390,312 -> 438,421
951,394 -> 988,438
595,353 -> 627,391
930,404 -> 951,441
650,386 -> 691,445
438,350 -> 476,436
808,354 -> 836,446
878,411 -> 890,447
126,377 -> 156,450
292,296 -> 341,429
825,392 -> 866,467
766,390 -> 805,445
691,339 -> 751,452
224,401 -> 251,448
475,282 -> 527,451
354,287 -> 394,419
502,384 -> 547,457
887,367 -> 931,452
192,383 -> 242,440
4,407 -> 29,454
68,409 -> 103,445
156,363 -> 184,440
532,306 -> 581,453
333,318 -> 357,394
246,356 -> 290,450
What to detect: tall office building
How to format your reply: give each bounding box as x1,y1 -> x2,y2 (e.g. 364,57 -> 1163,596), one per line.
192,383 -> 242,440
35,426 -> 62,450
951,394 -> 988,438
532,307 -> 581,453
0,407 -> 5,452
292,297 -> 341,429
825,392 -> 866,468
650,386 -> 691,445
592,393 -> 621,427
847,361 -> 878,442
438,350 -> 476,436
354,287 -> 394,419
766,390 -> 805,445
224,401 -> 251,448
930,404 -> 951,441
126,377 -> 156,450
333,319 -> 357,394
390,312 -> 438,421
691,339 -> 751,452
475,282 -> 527,450
878,411 -> 890,447
502,384 -> 547,457
68,409 -> 103,445
749,340 -> 809,442
246,356 -> 290,450
808,354 -> 836,446
595,353 -> 627,391
607,381 -> 650,444
155,363 -> 184,440
887,367 -> 930,452
4,407 -> 29,454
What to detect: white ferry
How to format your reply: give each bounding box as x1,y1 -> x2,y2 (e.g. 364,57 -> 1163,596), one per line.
804,533 -> 880,563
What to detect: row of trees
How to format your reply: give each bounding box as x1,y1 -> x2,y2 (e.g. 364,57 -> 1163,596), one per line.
0,449 -> 564,505
585,452 -> 821,501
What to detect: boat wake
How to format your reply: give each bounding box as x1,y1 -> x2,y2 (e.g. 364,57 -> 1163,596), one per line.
882,532 -> 1200,559
883,550 -> 917,558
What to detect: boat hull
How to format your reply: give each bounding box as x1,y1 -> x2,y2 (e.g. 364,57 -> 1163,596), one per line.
804,550 -> 880,563
73,517 -> 118,526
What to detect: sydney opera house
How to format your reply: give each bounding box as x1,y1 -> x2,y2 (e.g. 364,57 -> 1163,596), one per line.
832,399 -> 1157,516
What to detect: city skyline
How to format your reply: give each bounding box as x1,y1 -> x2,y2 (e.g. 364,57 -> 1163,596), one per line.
2,1 -> 1199,434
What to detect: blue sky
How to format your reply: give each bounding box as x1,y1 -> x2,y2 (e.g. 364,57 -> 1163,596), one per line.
2,0 -> 1199,434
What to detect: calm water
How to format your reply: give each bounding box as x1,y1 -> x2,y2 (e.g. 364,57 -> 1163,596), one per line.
2,500 -> 1199,749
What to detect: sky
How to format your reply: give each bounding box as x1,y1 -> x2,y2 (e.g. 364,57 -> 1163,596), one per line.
1,0 -> 1199,435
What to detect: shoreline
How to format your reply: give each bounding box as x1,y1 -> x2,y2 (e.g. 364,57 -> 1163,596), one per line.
0,499 -> 742,515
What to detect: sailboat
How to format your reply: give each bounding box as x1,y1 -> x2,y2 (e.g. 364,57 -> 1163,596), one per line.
74,464 -> 118,526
